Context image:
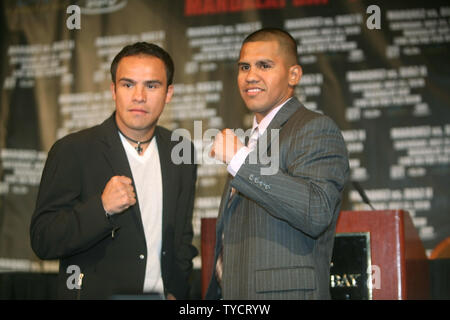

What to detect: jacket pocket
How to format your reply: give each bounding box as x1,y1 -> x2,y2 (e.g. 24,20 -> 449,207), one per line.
255,266 -> 316,293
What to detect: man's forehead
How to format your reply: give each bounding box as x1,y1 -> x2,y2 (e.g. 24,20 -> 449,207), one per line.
117,55 -> 164,71
240,40 -> 280,53
239,39 -> 297,66
116,55 -> 166,80
241,40 -> 280,50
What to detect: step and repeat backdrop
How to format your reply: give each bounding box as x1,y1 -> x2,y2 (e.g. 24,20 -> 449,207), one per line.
0,0 -> 449,272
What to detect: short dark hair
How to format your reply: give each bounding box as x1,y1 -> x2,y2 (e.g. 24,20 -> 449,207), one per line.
242,28 -> 298,66
110,42 -> 174,86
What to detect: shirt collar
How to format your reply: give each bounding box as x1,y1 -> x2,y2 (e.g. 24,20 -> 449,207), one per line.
252,97 -> 293,136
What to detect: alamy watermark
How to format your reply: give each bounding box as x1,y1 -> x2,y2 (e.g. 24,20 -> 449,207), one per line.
170,121 -> 280,176
66,264 -> 83,290
66,5 -> 81,30
366,5 -> 381,30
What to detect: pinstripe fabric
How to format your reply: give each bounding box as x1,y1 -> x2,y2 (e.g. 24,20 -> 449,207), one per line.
206,97 -> 349,300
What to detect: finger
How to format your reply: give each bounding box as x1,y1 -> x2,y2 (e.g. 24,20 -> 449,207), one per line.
222,132 -> 228,160
119,176 -> 133,185
120,194 -> 135,210
223,128 -> 235,137
124,194 -> 136,208
209,141 -> 216,158
121,203 -> 131,211
105,176 -> 119,188
124,183 -> 135,194
216,130 -> 224,140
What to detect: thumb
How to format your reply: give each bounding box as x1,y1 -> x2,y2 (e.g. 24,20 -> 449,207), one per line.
118,176 -> 133,185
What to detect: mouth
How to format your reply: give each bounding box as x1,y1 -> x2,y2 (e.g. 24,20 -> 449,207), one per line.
244,87 -> 264,96
129,108 -> 148,114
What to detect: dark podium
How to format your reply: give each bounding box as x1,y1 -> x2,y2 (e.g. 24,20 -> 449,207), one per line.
200,210 -> 429,299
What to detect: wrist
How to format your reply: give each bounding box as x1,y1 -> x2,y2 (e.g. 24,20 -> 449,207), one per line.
227,146 -> 250,176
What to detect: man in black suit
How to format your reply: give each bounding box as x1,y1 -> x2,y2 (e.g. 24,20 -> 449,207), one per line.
30,42 -> 198,299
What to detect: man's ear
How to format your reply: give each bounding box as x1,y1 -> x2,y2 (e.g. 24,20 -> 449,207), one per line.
110,82 -> 116,101
165,84 -> 174,104
288,65 -> 302,87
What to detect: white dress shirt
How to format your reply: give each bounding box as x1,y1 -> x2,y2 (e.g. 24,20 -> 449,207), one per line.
227,97 -> 292,176
119,132 -> 164,294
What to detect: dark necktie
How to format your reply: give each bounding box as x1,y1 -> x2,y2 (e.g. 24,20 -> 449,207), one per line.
215,126 -> 259,286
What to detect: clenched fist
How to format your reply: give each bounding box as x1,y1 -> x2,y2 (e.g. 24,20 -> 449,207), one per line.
101,176 -> 136,215
210,129 -> 244,164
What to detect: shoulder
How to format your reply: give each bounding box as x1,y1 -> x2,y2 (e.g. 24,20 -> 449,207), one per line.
156,125 -> 194,148
155,125 -> 197,169
289,105 -> 340,133
155,125 -> 173,141
49,124 -> 103,156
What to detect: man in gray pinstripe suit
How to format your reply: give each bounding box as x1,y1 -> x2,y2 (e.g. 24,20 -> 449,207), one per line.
207,28 -> 349,299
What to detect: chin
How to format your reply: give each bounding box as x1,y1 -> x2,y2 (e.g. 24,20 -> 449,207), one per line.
245,103 -> 271,114
125,118 -> 156,132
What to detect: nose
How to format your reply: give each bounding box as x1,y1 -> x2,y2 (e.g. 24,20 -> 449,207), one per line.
245,67 -> 259,84
132,85 -> 146,103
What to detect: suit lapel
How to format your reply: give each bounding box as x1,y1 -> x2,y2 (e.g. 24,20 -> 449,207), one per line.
154,126 -> 176,245
99,114 -> 133,177
257,97 -> 303,153
216,175 -> 243,245
215,177 -> 233,238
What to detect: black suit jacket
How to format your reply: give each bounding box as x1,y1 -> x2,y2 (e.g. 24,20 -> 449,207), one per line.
30,114 -> 198,299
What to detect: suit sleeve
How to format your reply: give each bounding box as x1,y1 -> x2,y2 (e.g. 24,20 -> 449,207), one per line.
30,139 -> 114,260
231,116 -> 350,238
169,147 -> 198,299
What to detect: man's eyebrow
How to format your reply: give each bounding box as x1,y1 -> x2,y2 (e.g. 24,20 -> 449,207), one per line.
237,59 -> 275,66
118,78 -> 163,85
144,80 -> 162,85
256,59 -> 275,65
118,77 -> 135,83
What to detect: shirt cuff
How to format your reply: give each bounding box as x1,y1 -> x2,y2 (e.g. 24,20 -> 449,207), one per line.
227,146 -> 250,176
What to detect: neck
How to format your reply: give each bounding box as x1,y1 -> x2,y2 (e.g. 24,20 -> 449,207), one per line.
114,116 -> 156,155
122,127 -> 155,142
255,96 -> 292,123
118,127 -> 155,144
115,118 -> 155,143
117,127 -> 155,155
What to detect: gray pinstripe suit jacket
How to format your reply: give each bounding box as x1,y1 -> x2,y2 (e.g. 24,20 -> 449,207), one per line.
206,97 -> 349,299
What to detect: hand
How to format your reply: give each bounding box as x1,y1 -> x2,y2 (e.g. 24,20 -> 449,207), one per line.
101,176 -> 136,215
166,293 -> 176,300
210,129 -> 244,164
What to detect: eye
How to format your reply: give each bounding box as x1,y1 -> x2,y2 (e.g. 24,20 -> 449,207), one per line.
123,83 -> 133,88
239,64 -> 250,71
261,63 -> 271,69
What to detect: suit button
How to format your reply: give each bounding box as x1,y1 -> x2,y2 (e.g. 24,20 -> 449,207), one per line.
139,254 -> 145,260
162,251 -> 166,256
